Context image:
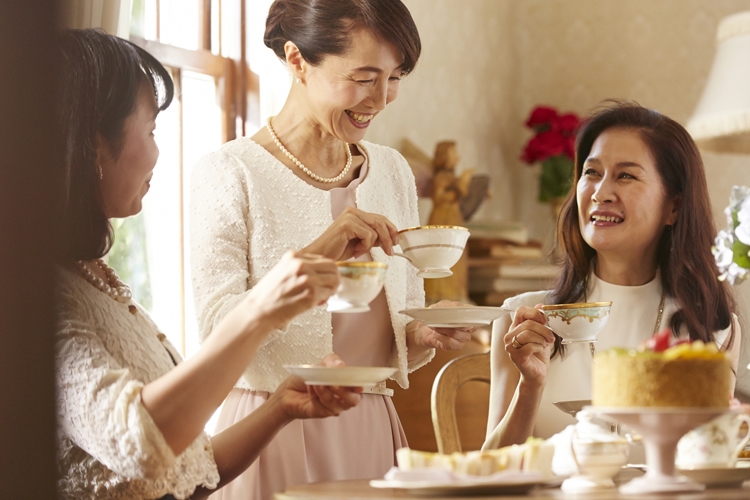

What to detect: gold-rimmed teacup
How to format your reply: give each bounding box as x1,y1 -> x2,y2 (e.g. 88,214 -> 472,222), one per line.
327,261 -> 387,314
540,302 -> 612,344
394,225 -> 470,279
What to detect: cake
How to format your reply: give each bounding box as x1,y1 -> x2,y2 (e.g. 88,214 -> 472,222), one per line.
592,329 -> 731,408
395,437 -> 554,477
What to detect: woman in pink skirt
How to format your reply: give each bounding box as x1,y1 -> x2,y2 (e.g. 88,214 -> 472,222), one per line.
190,1 -> 473,499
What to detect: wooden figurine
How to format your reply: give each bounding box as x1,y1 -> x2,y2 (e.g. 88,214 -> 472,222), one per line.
425,141 -> 473,304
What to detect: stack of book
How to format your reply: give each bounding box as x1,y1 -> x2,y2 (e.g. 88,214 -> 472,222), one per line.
466,221 -> 558,306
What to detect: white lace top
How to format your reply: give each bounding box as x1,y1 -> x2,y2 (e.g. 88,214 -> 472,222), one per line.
55,267 -> 220,499
190,139 -> 430,392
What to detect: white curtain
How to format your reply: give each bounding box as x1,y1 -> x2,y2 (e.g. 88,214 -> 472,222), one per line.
60,0 -> 132,39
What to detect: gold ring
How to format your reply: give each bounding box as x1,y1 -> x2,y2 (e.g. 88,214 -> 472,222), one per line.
511,335 -> 523,349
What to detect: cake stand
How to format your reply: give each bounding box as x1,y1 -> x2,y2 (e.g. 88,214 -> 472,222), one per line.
588,406 -> 733,494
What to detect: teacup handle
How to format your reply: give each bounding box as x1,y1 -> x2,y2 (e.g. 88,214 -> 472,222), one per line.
392,252 -> 412,263
731,414 -> 750,462
569,427 -> 583,473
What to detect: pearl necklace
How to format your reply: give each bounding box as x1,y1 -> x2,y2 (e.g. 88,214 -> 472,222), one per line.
266,116 -> 352,183
76,259 -> 133,303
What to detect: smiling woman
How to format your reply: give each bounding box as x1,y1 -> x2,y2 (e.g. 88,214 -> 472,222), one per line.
188,1 -> 477,499
483,102 -> 741,450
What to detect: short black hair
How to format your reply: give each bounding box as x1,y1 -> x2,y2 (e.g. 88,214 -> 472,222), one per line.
57,29 -> 173,262
264,0 -> 421,75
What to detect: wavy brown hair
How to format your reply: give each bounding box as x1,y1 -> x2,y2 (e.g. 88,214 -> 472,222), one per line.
549,101 -> 735,358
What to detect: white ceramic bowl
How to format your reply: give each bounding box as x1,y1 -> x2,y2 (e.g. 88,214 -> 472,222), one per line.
396,225 -> 470,278
327,262 -> 387,313
540,302 -> 612,344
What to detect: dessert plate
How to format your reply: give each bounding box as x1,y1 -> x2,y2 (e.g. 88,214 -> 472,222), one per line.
399,306 -> 508,328
283,365 -> 396,387
677,466 -> 750,488
369,469 -> 553,496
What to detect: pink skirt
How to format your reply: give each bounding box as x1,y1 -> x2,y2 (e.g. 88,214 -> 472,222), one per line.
209,388 -> 407,500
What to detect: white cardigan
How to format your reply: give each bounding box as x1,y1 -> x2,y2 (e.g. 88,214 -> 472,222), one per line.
190,139 -> 431,392
55,268 -> 219,500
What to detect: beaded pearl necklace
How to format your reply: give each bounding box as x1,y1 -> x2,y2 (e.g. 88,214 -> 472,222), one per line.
76,259 -> 133,303
266,116 -> 352,184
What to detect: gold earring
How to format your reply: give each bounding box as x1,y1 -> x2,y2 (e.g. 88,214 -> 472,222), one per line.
98,165 -> 103,180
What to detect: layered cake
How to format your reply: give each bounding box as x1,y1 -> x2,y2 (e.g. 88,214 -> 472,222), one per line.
396,438 -> 554,477
592,329 -> 731,408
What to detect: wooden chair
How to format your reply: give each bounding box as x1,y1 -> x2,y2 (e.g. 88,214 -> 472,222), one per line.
431,351 -> 491,454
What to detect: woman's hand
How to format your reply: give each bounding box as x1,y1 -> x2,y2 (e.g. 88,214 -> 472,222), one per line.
302,207 -> 399,260
273,354 -> 362,422
407,300 -> 475,351
504,305 -> 555,387
245,251 -> 339,330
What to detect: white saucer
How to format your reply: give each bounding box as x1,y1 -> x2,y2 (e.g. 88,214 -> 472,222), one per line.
283,365 -> 396,387
399,306 -> 508,328
677,466 -> 750,488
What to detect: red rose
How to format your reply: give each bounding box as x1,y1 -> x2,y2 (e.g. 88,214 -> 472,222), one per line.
563,135 -> 576,160
521,130 -> 566,163
525,106 -> 559,129
554,113 -> 581,134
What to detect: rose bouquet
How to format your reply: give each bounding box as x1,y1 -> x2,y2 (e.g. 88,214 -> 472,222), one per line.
521,106 -> 582,203
713,185 -> 750,284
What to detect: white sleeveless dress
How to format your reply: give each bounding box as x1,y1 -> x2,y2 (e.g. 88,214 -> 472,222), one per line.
496,272 -> 732,439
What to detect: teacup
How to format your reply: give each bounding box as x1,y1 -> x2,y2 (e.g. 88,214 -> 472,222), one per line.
327,261 -> 387,313
676,413 -> 750,469
395,225 -> 470,278
540,302 -> 612,344
561,411 -> 630,491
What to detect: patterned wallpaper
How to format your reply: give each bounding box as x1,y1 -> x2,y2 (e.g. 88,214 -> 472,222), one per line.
366,0 -> 750,393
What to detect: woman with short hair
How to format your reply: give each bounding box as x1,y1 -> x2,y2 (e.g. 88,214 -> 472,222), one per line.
190,1 -> 472,498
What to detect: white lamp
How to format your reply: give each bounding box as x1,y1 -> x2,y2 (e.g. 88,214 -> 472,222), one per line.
687,11 -> 750,153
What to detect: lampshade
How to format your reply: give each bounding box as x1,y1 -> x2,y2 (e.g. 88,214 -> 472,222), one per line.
687,11 -> 750,154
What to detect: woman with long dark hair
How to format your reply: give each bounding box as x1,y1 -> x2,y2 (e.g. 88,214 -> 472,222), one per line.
484,102 -> 741,449
55,29 -> 360,500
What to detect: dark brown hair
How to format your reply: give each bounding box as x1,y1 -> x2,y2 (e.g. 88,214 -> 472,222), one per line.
57,29 -> 173,263
549,101 -> 735,357
264,0 -> 421,74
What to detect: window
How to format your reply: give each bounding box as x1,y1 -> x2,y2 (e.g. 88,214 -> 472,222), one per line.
113,0 -> 264,358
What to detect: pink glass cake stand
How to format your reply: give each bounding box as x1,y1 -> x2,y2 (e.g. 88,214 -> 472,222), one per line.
588,406 -> 732,494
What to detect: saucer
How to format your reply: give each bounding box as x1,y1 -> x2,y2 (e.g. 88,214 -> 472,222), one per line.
677,466 -> 750,488
399,306 -> 508,328
283,365 -> 396,387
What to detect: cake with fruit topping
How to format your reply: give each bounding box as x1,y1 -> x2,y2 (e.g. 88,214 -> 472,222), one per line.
592,329 -> 731,408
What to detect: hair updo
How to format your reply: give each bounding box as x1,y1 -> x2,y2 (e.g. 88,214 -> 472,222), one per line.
264,0 -> 421,74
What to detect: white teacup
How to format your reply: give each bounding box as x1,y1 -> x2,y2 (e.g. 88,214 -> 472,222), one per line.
395,225 -> 470,278
561,410 -> 630,491
327,262 -> 387,313
540,302 -> 612,344
676,413 -> 750,469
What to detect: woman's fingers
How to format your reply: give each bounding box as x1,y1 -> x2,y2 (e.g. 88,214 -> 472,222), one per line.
511,305 -> 546,328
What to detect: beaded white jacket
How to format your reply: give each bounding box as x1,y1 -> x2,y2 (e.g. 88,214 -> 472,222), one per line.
190,139 -> 431,393
55,267 -> 219,500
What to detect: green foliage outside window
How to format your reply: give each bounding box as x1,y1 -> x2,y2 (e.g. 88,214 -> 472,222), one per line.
109,214 -> 153,310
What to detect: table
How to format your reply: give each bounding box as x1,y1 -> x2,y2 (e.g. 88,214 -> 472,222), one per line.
275,478 -> 750,500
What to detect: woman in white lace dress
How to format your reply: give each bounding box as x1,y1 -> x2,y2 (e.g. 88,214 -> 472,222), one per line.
483,103 -> 742,449
55,29 -> 361,500
190,1 -> 472,499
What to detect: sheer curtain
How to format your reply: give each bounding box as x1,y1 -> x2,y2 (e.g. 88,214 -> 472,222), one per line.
60,0 -> 132,38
